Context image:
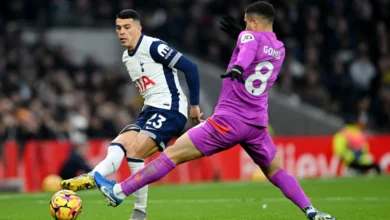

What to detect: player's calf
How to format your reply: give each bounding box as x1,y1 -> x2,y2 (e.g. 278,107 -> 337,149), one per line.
267,169 -> 336,219
261,152 -> 336,219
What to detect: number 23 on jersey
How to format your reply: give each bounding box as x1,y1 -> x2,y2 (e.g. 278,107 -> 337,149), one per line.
145,113 -> 166,130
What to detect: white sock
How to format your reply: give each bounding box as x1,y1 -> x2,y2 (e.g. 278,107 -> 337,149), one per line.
113,183 -> 126,199
91,143 -> 125,177
128,158 -> 148,213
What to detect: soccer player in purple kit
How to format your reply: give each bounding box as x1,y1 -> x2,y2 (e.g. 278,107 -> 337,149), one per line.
94,2 -> 336,219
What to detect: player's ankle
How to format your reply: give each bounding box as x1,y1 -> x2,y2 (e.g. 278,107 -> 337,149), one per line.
303,205 -> 317,216
134,208 -> 146,213
113,183 -> 127,199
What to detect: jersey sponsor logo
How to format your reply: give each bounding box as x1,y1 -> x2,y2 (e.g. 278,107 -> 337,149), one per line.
157,44 -> 174,60
135,75 -> 156,92
263,46 -> 281,59
241,33 -> 255,43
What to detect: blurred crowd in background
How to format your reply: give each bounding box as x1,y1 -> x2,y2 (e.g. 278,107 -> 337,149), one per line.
1,0 -> 390,142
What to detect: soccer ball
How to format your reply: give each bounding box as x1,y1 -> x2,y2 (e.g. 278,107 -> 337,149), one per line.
43,175 -> 63,192
49,190 -> 82,220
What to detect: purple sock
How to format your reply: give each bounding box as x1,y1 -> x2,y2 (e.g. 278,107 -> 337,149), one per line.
120,153 -> 176,196
270,169 -> 311,211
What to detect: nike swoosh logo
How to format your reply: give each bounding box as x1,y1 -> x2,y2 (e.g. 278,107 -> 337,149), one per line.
145,126 -> 156,130
101,186 -> 117,204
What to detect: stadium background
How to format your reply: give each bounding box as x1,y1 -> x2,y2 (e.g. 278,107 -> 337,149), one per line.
0,0 -> 389,192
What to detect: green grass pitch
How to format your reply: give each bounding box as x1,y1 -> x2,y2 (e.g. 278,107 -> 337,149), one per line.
0,176 -> 389,219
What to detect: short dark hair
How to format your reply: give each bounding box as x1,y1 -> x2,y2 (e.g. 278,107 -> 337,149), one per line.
245,1 -> 275,22
116,9 -> 141,22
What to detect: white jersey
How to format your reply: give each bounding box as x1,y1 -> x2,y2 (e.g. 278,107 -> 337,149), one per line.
122,35 -> 188,118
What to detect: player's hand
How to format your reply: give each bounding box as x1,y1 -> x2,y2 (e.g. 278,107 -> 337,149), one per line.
220,15 -> 244,40
190,105 -> 203,123
220,65 -> 244,83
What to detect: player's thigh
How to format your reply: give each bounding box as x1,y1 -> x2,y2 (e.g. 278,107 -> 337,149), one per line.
165,133 -> 204,165
126,132 -> 159,159
145,146 -> 159,158
127,108 -> 186,158
113,119 -> 147,152
186,115 -> 244,158
112,130 -> 139,152
141,108 -> 187,151
241,128 -> 279,178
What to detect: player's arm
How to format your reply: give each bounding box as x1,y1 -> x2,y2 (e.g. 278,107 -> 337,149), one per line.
221,32 -> 259,83
236,32 -> 259,70
149,41 -> 200,106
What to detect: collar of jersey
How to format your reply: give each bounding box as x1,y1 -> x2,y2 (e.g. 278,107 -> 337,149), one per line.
128,34 -> 144,57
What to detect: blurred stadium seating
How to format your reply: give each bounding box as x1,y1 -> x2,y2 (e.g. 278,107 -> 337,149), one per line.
1,0 -> 389,142
0,0 -> 389,190
0,3 -> 389,220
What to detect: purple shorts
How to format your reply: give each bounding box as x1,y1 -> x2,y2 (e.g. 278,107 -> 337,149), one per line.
188,115 -> 277,167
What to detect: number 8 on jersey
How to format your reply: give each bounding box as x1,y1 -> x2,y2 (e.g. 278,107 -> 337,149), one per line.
245,61 -> 274,96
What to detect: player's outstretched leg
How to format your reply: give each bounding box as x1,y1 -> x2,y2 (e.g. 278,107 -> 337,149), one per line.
94,133 -> 203,207
261,152 -> 336,220
61,142 -> 127,191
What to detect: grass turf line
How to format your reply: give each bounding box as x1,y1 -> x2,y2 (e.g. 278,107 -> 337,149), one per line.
0,176 -> 388,220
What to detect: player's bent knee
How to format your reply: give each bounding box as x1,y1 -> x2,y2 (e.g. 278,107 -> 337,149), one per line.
261,151 -> 283,179
165,133 -> 203,165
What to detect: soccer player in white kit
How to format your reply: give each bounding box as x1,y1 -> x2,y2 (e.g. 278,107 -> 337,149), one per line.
61,9 -> 202,220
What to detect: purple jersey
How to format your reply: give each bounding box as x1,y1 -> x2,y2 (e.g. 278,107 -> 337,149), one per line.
214,31 -> 285,127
